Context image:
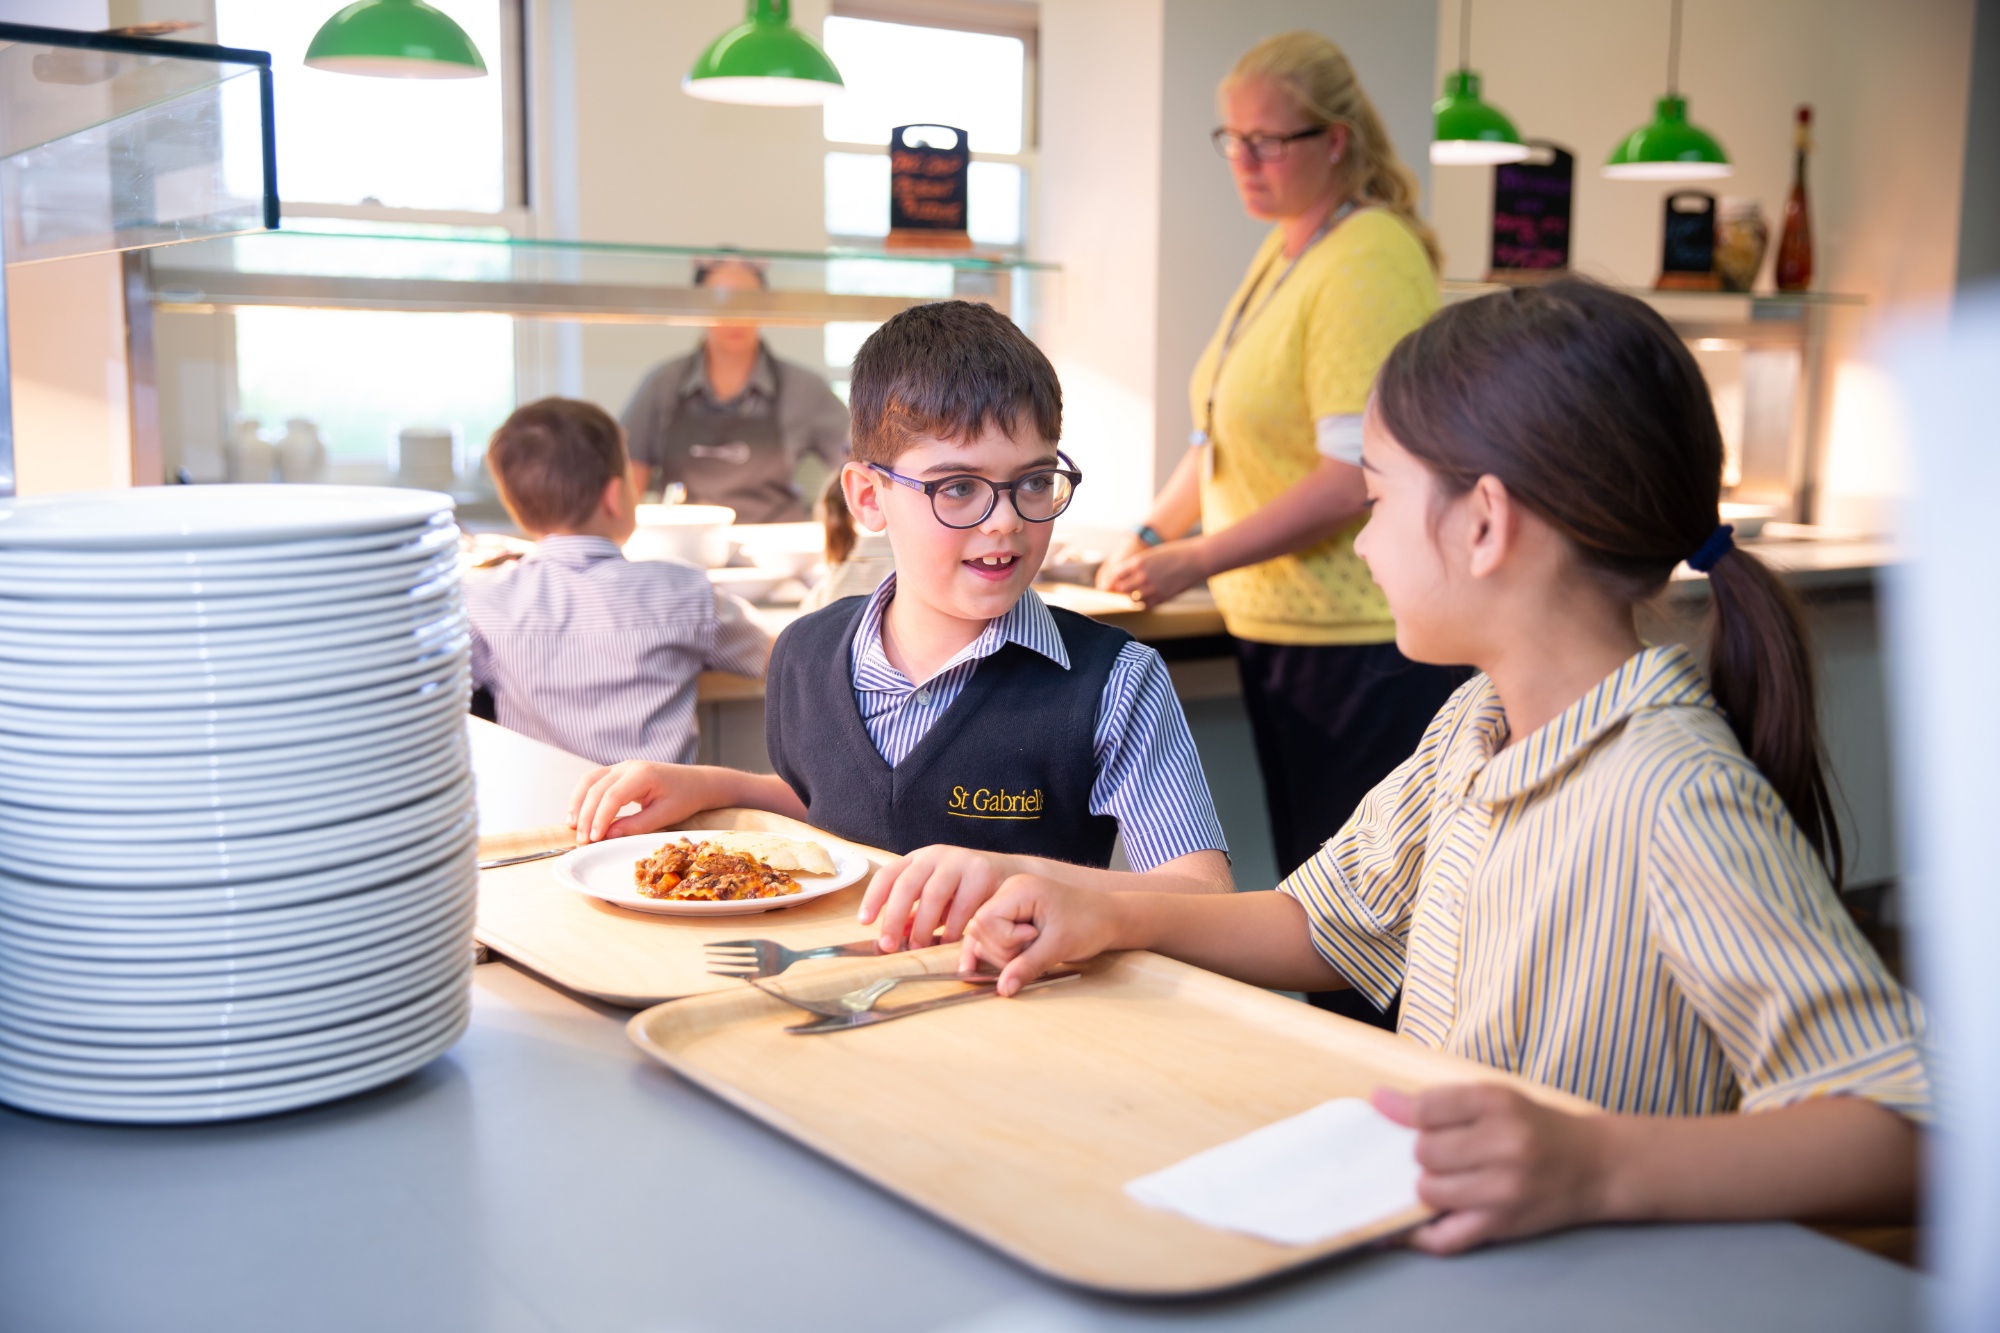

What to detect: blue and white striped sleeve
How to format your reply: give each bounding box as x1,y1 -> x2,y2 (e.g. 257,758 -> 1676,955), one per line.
704,590 -> 773,678
1089,642 -> 1229,871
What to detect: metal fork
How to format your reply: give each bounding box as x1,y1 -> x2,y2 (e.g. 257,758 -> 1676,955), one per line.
704,937 -> 880,980
747,972 -> 1005,1018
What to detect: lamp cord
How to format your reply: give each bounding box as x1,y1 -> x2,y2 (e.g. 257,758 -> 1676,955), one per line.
1666,0 -> 1683,94
1459,0 -> 1472,71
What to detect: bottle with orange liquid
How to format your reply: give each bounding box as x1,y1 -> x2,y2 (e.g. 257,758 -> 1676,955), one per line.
1775,105 -> 1813,292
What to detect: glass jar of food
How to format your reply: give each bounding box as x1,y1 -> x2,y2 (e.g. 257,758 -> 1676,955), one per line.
1715,197 -> 1770,293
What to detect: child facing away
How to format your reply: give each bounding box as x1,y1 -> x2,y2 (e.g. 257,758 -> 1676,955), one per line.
467,397 -> 771,766
798,470 -> 896,612
960,279 -> 1928,1251
571,301 -> 1233,945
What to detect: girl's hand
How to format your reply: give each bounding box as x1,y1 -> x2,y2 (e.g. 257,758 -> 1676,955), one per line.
1098,540 -> 1210,608
568,762 -> 709,843
859,847 -> 1032,952
960,874 -> 1123,994
1371,1084 -> 1612,1254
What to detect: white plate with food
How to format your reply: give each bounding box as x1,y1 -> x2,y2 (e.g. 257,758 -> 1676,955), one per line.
553,829 -> 869,916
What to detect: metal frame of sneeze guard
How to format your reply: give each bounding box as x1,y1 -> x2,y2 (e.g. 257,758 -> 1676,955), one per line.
0,22 -> 278,498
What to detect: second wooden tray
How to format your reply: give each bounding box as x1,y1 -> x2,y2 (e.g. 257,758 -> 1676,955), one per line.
628,947 -> 1597,1296
475,809 -> 894,1007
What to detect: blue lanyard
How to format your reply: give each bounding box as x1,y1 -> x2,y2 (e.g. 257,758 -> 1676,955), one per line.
1193,200 -> 1356,448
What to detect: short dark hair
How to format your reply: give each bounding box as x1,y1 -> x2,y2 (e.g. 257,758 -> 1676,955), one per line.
486,397 -> 626,533
848,301 -> 1061,465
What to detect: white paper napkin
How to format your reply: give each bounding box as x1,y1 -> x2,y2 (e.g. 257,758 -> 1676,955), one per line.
1123,1097 -> 1424,1247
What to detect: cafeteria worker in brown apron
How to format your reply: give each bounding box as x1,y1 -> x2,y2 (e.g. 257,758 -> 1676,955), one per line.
621,257 -> 852,524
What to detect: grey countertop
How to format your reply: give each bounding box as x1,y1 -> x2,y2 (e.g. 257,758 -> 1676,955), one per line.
0,958 -> 1921,1333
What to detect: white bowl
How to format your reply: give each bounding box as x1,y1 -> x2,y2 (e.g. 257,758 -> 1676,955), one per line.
0,818 -> 474,920
0,485 -> 452,551
706,566 -> 786,603
730,520 -> 826,579
626,503 -> 736,568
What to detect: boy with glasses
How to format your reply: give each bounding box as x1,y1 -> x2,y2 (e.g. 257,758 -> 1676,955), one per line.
571,302 -> 1231,950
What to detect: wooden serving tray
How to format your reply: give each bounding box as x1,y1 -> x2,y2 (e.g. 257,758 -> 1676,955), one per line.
474,809 -> 894,1007
627,946 -> 1597,1296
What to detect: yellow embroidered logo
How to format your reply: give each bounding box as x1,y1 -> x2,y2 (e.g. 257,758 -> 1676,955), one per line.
947,786 -> 1045,820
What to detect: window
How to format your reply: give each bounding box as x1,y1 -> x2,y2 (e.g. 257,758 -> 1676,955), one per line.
234,307 -> 516,480
819,11 -> 1035,252
215,0 -> 520,217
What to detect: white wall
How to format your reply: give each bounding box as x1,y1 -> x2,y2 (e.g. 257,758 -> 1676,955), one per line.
8,254 -> 133,495
1035,0 -> 1165,530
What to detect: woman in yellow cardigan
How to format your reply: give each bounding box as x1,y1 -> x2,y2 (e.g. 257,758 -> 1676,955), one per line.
1099,32 -> 1465,1025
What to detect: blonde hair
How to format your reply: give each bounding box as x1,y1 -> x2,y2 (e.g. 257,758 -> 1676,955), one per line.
1224,31 -> 1441,271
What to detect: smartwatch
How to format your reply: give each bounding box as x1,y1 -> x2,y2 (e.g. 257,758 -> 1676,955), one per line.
1135,524 -> 1166,548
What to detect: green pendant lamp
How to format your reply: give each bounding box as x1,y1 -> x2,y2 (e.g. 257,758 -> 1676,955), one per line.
684,0 -> 844,106
1603,0 -> 1730,180
305,0 -> 486,79
1432,0 -> 1530,166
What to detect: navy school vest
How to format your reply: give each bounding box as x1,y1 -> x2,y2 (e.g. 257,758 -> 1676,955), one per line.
764,595 -> 1128,866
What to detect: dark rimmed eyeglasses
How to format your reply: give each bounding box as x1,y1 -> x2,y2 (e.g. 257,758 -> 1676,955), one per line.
1211,124 -> 1330,163
867,452 -> 1083,529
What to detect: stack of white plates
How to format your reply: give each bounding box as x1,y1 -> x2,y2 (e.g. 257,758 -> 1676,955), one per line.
0,485 -> 477,1123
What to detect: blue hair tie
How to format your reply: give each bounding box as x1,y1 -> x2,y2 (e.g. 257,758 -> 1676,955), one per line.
1687,523 -> 1735,573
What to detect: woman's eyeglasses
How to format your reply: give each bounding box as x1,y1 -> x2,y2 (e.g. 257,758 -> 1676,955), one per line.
867,452 -> 1083,529
1211,125 -> 1330,163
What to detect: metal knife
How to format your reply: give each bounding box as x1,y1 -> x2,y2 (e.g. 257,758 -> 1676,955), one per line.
783,970 -> 1081,1034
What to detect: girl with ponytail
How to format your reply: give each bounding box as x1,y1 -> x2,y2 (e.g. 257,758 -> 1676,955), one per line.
970,278 -> 1928,1252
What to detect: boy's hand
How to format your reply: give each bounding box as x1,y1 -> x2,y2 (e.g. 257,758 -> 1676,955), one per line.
568,762 -> 710,843
960,873 -> 1123,995
859,846 -> 1032,952
1370,1084 -> 1611,1254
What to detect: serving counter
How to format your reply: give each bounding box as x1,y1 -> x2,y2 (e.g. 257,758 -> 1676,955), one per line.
0,718 -> 1923,1331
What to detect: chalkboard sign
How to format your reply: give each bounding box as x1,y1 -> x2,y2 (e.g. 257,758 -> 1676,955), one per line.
1657,191 -> 1721,290
1488,141 -> 1573,280
888,123 -> 970,250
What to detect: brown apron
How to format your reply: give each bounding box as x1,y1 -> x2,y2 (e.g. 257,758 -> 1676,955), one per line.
657,365 -> 805,524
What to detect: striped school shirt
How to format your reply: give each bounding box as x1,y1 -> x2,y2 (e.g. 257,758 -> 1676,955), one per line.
849,575 -> 1228,872
466,536 -> 770,766
1281,644 -> 1930,1121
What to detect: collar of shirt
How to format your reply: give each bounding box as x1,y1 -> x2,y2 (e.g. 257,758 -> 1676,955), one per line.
1447,644 -> 1717,805
850,573 -> 1070,694
522,534 -> 626,569
675,341 -> 778,409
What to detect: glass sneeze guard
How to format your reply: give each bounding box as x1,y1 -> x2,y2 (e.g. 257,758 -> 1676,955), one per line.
145,223 -> 1060,330
0,21 -> 278,497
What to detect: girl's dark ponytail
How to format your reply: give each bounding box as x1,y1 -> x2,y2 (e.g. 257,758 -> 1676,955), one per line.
1375,277 -> 1843,882
1702,546 -> 1844,885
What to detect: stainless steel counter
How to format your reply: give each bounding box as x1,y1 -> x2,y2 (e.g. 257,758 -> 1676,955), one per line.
0,954 -> 1923,1333
0,719 -> 1924,1332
